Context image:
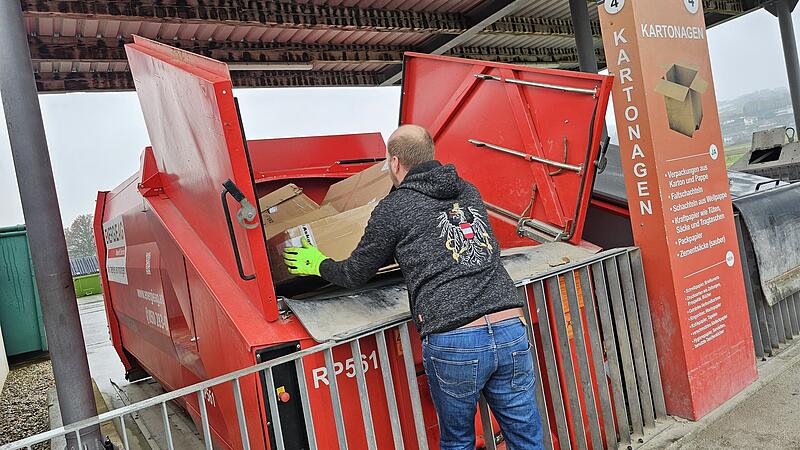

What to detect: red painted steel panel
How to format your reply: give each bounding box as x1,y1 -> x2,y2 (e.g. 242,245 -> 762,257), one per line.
93,190 -> 135,374
126,36 -> 278,320
400,53 -> 613,247
248,133 -> 386,183
248,133 -> 387,203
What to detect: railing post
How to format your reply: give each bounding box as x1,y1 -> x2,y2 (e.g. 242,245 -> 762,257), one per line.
294,357 -> 318,450
232,378 -> 251,450
324,348 -> 349,450
351,339 -> 377,450
399,323 -> 429,450
198,389 -> 213,450
161,402 -> 175,450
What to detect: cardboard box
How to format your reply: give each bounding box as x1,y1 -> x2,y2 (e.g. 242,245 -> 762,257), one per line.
268,204 -> 377,283
654,63 -> 708,138
268,161 -> 394,284
323,160 -> 393,211
259,184 -> 322,237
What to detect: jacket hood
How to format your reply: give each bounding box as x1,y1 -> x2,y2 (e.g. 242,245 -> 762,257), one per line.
399,160 -> 464,200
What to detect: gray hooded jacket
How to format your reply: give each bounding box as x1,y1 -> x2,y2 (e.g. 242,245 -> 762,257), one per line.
319,160 -> 522,336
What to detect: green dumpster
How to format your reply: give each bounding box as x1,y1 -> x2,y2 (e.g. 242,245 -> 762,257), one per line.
73,273 -> 102,297
0,225 -> 47,356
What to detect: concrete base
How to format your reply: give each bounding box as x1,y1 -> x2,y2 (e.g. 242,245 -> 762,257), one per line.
48,380 -> 129,450
115,378 -> 204,449
639,340 -> 800,449
47,388 -> 67,450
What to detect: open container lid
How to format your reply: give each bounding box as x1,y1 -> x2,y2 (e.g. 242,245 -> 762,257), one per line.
399,53 -> 613,247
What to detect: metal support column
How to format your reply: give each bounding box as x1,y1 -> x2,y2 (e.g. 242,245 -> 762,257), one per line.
569,0 -> 608,149
0,2 -> 102,448
569,0 -> 599,73
777,0 -> 800,132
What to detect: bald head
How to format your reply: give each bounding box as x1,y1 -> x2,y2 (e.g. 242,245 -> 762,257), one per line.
387,125 -> 435,169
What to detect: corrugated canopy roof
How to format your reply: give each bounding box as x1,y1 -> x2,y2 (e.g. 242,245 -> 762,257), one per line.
21,0 -> 763,92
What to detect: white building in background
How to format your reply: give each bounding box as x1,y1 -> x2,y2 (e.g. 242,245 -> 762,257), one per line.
0,324 -> 8,393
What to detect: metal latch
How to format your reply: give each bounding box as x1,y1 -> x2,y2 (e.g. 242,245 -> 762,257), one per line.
223,180 -> 259,230
221,179 -> 259,281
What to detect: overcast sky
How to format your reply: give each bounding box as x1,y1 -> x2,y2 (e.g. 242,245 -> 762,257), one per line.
1,7 -> 799,228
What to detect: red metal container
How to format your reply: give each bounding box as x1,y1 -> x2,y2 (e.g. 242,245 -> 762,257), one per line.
94,37 -> 612,449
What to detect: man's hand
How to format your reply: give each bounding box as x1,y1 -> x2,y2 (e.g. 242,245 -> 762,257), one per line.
283,238 -> 327,276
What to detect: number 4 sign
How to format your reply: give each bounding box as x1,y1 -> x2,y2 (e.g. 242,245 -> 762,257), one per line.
606,0 -> 697,15
604,0 -> 625,14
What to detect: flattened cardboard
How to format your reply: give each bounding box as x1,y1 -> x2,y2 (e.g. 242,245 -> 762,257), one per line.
268,204 -> 377,283
258,184 -> 321,237
322,161 -> 393,211
655,63 -> 707,138
259,183 -> 303,210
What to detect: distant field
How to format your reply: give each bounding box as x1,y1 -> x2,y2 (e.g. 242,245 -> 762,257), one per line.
724,143 -> 750,167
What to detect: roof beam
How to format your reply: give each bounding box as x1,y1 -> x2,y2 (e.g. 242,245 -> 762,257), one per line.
21,1 -> 466,34
380,0 -> 536,86
452,46 -> 607,67
28,35 -> 596,73
22,0 -> 600,38
34,70 -> 390,92
703,0 -> 746,15
483,16 -> 602,36
27,35 -> 406,65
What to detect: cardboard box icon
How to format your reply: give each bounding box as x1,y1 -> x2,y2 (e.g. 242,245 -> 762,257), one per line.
654,64 -> 708,138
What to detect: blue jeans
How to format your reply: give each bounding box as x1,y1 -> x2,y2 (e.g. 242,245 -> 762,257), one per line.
422,318 -> 544,450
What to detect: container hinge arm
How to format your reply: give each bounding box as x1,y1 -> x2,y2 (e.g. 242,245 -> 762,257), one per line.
595,135 -> 611,174
485,201 -> 568,244
221,179 -> 258,281
138,147 -> 165,197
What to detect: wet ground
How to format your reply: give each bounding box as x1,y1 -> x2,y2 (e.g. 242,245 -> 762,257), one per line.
78,294 -> 202,449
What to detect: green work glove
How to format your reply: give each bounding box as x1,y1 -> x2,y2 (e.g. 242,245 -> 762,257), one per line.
283,238 -> 327,276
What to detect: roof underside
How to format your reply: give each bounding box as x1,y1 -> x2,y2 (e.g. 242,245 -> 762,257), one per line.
21,0 -> 763,92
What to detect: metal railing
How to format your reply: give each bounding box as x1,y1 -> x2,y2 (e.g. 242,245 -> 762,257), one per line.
2,247 -> 664,450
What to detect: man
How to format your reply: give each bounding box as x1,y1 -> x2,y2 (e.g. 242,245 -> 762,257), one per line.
284,124 -> 544,450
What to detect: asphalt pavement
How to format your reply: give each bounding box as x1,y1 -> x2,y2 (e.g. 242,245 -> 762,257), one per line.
639,339 -> 800,450
674,349 -> 800,449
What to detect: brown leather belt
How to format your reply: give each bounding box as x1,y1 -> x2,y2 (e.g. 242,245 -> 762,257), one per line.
459,307 -> 526,329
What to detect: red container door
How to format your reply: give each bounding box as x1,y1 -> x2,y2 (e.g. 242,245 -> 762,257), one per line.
399,53 -> 613,248
125,36 -> 278,321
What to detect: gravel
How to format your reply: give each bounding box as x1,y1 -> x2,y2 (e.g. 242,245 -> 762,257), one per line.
0,358 -> 55,450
